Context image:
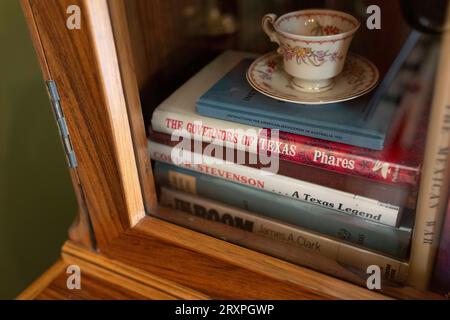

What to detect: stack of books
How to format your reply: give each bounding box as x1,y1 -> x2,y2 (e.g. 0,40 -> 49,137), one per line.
148,34 -> 444,289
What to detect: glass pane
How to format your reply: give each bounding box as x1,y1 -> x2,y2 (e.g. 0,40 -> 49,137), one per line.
123,0 -> 450,296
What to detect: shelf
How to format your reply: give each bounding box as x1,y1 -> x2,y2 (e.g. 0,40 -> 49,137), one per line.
20,226 -> 442,300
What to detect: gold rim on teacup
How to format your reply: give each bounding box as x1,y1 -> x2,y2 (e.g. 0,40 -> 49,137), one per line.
262,9 -> 360,93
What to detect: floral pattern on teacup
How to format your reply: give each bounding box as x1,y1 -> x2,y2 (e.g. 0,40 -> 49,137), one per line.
280,44 -> 343,67
310,21 -> 342,36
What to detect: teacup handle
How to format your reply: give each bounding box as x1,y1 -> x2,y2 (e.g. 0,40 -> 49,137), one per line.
262,14 -> 280,45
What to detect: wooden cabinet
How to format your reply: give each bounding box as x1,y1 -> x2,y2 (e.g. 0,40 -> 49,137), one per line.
19,0 -> 446,299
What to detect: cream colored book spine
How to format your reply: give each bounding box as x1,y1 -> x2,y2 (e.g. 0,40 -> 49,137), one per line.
159,187 -> 409,285
408,6 -> 450,289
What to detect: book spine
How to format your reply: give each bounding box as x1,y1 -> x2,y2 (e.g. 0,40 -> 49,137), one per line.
408,28 -> 450,289
196,101 -> 384,150
151,109 -> 419,187
151,109 -> 260,153
159,187 -> 409,284
149,140 -> 401,227
154,162 -> 412,259
261,131 -> 419,187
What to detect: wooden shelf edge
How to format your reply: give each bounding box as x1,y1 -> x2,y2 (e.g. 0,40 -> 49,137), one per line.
17,260 -> 67,300
125,215 -> 440,300
17,241 -> 208,300
62,241 -> 210,299
18,223 -> 441,300
101,215 -> 391,299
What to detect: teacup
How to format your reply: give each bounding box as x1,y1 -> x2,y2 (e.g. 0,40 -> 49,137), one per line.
262,9 -> 360,93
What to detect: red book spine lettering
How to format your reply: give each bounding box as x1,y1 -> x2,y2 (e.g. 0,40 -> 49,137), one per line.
259,130 -> 420,187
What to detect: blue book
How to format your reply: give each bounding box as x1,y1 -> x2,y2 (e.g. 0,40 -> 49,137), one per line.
154,161 -> 413,260
196,32 -> 420,150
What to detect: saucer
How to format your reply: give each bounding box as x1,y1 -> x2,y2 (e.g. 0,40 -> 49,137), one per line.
246,51 -> 379,105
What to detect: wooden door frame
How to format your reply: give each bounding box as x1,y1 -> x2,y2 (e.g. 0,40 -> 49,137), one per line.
22,0 -> 145,249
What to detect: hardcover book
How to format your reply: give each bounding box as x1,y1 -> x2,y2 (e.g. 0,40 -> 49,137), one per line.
407,39 -> 450,289
149,140 -> 403,227
159,187 -> 409,285
149,129 -> 415,209
196,34 -> 421,150
150,48 -> 428,187
153,161 -> 414,259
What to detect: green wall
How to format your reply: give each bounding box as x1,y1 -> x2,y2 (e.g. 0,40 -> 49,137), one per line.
0,2 -> 77,299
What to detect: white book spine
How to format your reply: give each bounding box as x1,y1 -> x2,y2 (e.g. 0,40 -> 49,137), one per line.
151,109 -> 260,153
149,140 -> 400,227
160,187 -> 409,283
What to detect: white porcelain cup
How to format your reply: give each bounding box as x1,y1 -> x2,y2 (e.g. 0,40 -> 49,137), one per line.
262,9 -> 360,93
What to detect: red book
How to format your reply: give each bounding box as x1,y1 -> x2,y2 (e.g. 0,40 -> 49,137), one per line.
257,114 -> 426,188
150,130 -> 415,209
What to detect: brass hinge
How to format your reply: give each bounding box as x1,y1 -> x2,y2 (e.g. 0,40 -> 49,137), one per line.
46,80 -> 78,168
